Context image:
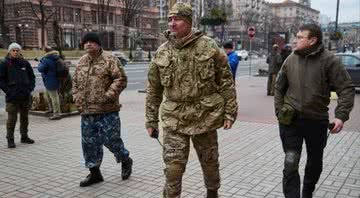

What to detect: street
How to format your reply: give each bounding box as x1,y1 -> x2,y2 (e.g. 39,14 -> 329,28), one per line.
0,58 -> 268,110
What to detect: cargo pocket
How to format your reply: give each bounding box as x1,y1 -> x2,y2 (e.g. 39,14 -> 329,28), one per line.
277,103 -> 296,125
196,55 -> 216,80
154,53 -> 173,87
161,101 -> 179,131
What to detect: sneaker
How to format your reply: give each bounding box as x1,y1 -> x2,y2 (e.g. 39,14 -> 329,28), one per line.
21,137 -> 35,144
121,157 -> 133,180
49,114 -> 61,120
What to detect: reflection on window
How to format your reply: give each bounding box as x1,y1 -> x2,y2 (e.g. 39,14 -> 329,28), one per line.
342,56 -> 360,67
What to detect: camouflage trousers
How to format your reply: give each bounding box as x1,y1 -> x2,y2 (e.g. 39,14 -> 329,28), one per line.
163,130 -> 220,198
81,112 -> 130,168
5,99 -> 31,139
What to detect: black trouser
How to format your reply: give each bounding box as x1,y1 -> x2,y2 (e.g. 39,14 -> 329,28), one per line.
279,118 -> 328,198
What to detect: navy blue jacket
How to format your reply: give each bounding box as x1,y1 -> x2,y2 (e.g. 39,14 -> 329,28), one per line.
227,51 -> 239,80
37,51 -> 60,90
0,55 -> 36,102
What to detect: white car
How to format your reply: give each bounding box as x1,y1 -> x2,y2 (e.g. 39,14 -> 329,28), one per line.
236,50 -> 249,61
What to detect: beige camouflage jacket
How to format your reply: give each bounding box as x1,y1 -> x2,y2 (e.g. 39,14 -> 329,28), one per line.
145,30 -> 238,135
72,50 -> 127,114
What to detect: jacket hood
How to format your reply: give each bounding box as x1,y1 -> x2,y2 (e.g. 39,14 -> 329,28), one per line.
164,28 -> 204,49
44,50 -> 60,58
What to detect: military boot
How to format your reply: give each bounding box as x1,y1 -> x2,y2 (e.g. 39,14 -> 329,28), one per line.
80,167 -> 104,187
207,189 -> 218,198
121,157 -> 133,180
21,136 -> 35,144
302,186 -> 314,198
7,138 -> 16,148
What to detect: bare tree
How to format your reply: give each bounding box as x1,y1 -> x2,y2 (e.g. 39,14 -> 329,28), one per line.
118,0 -> 145,49
0,0 -> 10,48
29,0 -> 57,49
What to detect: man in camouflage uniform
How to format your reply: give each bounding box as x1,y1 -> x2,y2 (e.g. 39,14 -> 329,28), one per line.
145,3 -> 238,198
275,24 -> 354,198
73,32 -> 133,187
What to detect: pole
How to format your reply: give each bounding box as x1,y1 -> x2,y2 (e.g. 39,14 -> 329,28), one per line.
249,39 -> 252,76
335,0 -> 340,51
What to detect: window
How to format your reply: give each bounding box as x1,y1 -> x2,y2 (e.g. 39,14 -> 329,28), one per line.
63,7 -> 74,22
109,13 -> 114,24
92,11 -> 97,24
341,55 -> 360,67
75,9 -> 81,23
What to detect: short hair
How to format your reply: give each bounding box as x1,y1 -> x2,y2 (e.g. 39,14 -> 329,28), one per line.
223,41 -> 233,49
299,23 -> 323,44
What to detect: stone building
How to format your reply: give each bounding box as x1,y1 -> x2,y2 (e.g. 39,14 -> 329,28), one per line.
1,0 -> 160,50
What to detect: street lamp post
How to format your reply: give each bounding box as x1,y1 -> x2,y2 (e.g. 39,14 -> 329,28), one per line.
18,23 -> 29,49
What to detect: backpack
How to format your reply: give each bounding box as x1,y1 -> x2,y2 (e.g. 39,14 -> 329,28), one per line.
55,57 -> 69,80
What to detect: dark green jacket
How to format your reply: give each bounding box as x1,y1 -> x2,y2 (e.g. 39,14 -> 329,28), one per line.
274,44 -> 355,122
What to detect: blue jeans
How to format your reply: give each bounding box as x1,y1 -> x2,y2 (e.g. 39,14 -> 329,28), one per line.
81,112 -> 130,168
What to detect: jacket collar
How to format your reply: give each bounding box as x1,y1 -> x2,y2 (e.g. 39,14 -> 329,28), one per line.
164,28 -> 204,49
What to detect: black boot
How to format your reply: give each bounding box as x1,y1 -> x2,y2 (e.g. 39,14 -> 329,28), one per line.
302,187 -> 314,198
207,189 -> 218,198
21,136 -> 35,144
7,138 -> 16,148
79,167 -> 104,187
121,157 -> 133,180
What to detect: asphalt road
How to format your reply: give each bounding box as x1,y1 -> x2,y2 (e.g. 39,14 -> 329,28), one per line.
0,58 -> 268,109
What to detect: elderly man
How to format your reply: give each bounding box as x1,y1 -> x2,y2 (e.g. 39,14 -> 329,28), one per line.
145,3 -> 237,198
0,43 -> 35,148
73,32 -> 133,187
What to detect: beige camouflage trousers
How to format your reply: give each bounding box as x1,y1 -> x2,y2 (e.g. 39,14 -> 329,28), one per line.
163,130 -> 220,198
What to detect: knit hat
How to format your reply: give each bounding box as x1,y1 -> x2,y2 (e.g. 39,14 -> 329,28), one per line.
223,41 -> 233,49
81,32 -> 101,46
8,43 -> 22,52
168,2 -> 193,25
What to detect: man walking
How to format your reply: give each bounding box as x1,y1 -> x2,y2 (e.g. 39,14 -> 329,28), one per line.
145,3 -> 238,198
267,44 -> 282,96
38,46 -> 62,120
223,41 -> 239,80
73,32 -> 133,187
0,43 -> 36,148
274,24 -> 355,198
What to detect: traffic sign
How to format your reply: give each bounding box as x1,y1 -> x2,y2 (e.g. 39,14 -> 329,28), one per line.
248,26 -> 256,39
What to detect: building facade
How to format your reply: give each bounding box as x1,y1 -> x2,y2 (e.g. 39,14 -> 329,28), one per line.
1,0 -> 160,50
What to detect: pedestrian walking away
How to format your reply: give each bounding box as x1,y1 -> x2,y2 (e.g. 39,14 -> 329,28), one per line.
145,3 -> 238,198
274,23 -> 355,198
223,41 -> 239,81
72,32 -> 133,187
267,44 -> 282,96
37,46 -> 62,120
0,43 -> 36,148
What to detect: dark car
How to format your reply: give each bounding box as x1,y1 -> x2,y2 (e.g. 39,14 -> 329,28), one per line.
111,51 -> 129,66
336,53 -> 360,87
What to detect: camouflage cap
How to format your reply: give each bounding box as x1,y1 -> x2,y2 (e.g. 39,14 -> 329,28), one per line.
168,2 -> 193,25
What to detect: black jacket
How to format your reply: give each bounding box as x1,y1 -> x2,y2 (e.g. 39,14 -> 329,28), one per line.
0,56 -> 36,102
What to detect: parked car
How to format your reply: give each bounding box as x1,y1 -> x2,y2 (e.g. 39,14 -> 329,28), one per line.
236,50 -> 249,61
111,51 -> 129,66
336,53 -> 360,87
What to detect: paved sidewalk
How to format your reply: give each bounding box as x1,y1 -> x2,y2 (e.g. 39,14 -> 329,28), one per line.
0,76 -> 359,198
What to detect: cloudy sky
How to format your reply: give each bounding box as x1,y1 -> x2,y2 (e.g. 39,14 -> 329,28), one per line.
266,0 -> 360,23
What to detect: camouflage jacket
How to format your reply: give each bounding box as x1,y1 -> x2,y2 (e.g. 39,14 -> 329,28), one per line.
274,44 -> 354,122
72,50 -> 127,115
145,29 -> 238,135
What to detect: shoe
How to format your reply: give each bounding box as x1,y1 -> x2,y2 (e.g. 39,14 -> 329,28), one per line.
302,186 -> 314,198
121,157 -> 133,180
49,114 -> 61,120
79,167 -> 104,187
7,138 -> 16,148
207,189 -> 218,198
21,136 -> 35,144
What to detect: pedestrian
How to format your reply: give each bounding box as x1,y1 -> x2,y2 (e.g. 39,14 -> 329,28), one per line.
267,44 -> 282,96
72,32 -> 133,187
38,46 -> 62,120
223,41 -> 239,81
274,24 -> 355,198
280,44 -> 292,63
145,3 -> 238,198
0,43 -> 36,148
